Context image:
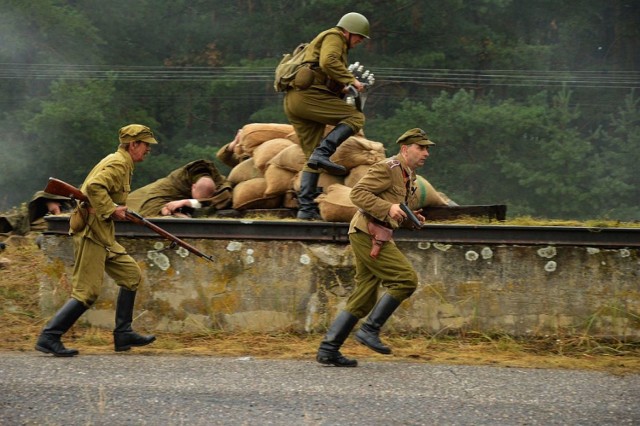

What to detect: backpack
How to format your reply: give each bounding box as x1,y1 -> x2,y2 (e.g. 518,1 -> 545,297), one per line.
273,43 -> 310,92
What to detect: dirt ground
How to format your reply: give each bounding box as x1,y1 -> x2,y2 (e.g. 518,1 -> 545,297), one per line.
1,233 -> 639,375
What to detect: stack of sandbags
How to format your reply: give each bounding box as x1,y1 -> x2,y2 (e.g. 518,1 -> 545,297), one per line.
229,124 -> 385,211
226,123 -> 455,216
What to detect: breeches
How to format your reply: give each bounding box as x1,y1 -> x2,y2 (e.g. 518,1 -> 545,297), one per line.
345,230 -> 418,318
71,235 -> 142,307
283,89 -> 365,159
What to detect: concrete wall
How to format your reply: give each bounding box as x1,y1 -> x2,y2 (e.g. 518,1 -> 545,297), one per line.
38,235 -> 640,339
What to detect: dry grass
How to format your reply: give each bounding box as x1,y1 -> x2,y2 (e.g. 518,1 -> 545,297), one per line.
1,233 -> 639,375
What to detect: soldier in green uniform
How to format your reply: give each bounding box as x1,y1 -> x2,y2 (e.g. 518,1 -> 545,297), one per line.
283,12 -> 370,220
35,124 -> 159,357
316,128 -> 434,367
127,159 -> 232,217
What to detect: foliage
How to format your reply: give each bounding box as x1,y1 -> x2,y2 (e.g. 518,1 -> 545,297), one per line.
0,0 -> 637,220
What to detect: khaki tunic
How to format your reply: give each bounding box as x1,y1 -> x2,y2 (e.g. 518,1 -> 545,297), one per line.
71,147 -> 140,306
283,27 -> 365,163
344,154 -> 420,318
127,160 -> 232,217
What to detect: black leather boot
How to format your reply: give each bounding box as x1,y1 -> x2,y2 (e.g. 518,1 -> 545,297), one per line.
354,294 -> 401,355
296,171 -> 322,220
35,298 -> 87,357
113,288 -> 156,352
306,124 -> 353,176
316,310 -> 359,367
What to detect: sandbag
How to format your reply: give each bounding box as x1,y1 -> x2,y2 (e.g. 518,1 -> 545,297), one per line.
253,138 -> 294,172
264,164 -> 296,197
268,144 -> 305,173
415,175 -> 449,207
293,172 -> 344,194
232,178 -> 283,210
316,184 -> 358,223
344,164 -> 371,187
285,131 -> 299,145
237,123 -> 294,156
227,158 -> 263,185
330,136 -> 386,170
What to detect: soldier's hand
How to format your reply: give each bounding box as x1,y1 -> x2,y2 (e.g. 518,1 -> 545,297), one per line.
389,204 -> 406,222
162,199 -> 190,216
352,80 -> 365,92
46,201 -> 62,215
111,205 -> 128,221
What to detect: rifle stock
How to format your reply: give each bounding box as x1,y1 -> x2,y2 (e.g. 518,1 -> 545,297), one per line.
44,177 -> 215,263
45,177 -> 87,203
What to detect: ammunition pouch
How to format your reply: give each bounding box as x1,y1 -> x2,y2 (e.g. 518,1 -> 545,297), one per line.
293,65 -> 315,90
69,203 -> 92,233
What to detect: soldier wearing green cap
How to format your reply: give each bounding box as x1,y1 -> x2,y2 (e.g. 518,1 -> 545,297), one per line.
283,12 -> 370,220
316,128 -> 434,367
35,124 -> 159,357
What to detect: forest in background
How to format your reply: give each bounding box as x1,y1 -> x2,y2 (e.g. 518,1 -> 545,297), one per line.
0,0 -> 638,220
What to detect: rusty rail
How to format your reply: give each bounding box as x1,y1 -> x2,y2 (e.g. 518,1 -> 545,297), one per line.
44,216 -> 640,248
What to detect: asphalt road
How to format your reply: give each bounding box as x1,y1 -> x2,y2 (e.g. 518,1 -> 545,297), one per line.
1,352 -> 638,425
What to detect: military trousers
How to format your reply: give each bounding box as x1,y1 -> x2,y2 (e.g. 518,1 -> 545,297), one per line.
345,230 -> 418,319
283,88 -> 364,171
71,234 -> 142,307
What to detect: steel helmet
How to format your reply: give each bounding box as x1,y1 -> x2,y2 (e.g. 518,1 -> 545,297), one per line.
336,12 -> 370,39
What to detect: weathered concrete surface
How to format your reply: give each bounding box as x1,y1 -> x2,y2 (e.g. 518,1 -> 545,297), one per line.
38,235 -> 640,339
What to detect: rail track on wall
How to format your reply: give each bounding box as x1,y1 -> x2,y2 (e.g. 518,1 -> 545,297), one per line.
44,215 -> 640,248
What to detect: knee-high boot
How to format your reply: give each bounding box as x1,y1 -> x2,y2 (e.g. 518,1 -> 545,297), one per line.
354,294 -> 401,355
35,298 -> 87,357
316,310 -> 359,367
306,124 -> 353,176
113,288 -> 156,352
296,171 -> 322,220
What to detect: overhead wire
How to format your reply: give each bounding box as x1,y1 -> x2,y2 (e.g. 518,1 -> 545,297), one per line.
0,63 -> 638,90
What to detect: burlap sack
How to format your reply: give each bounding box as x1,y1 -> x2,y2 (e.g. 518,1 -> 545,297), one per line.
268,144 -> 305,173
237,123 -> 294,156
282,190 -> 299,209
316,184 -> 358,223
253,138 -> 294,172
293,172 -> 344,193
264,164 -> 296,197
232,178 -> 283,210
415,175 -> 448,207
330,136 -> 386,170
285,131 -> 299,145
344,164 -> 371,187
227,158 -> 263,185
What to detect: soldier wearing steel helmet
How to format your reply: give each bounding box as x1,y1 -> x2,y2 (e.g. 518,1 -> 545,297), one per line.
35,124 -> 159,357
284,12 -> 370,220
316,128 -> 434,367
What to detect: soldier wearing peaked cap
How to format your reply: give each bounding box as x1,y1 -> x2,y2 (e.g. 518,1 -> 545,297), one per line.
35,124 -> 158,357
317,128 -> 434,367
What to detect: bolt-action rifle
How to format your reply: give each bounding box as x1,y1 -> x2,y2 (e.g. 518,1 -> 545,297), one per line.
44,177 -> 214,262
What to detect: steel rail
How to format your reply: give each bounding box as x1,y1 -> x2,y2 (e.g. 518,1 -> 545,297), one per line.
44,216 -> 640,248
